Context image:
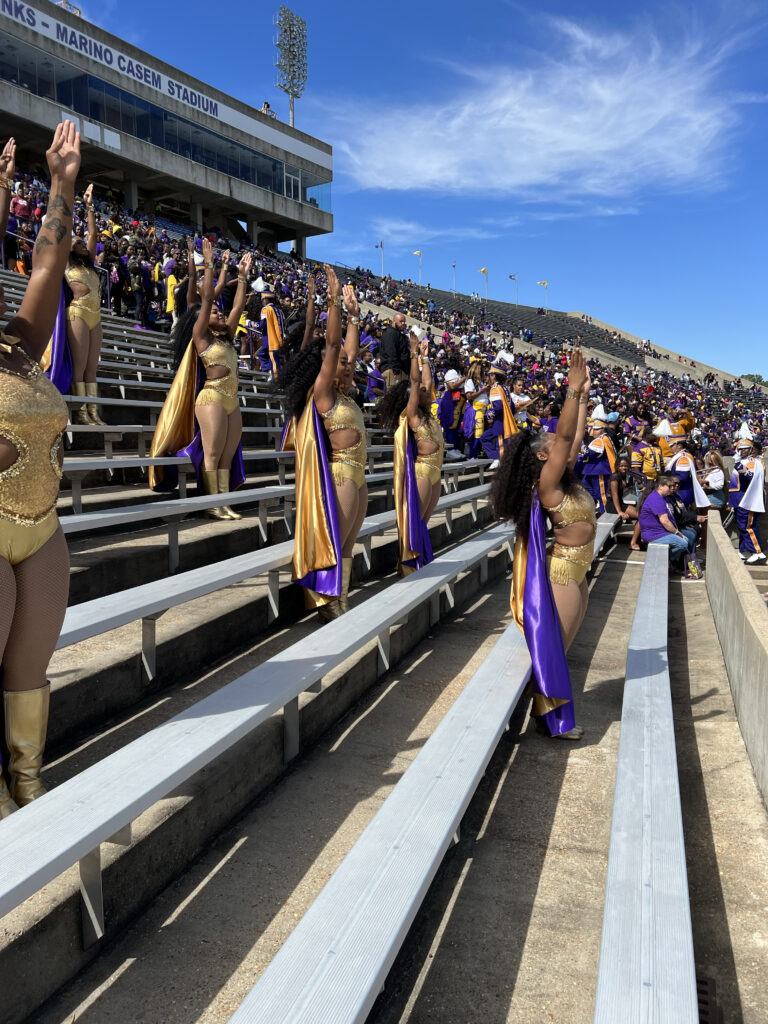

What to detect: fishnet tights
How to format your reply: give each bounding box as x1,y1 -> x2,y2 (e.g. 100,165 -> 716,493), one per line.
0,528 -> 70,691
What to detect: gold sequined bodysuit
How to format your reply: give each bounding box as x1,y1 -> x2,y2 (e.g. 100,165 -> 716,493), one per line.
320,391 -> 367,489
0,335 -> 68,565
65,264 -> 102,330
196,339 -> 239,416
543,483 -> 597,585
414,415 -> 444,486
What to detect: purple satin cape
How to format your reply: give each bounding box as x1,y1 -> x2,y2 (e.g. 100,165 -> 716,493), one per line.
401,430 -> 434,572
462,403 -> 476,439
438,390 -> 456,430
45,287 -> 73,395
294,401 -> 343,598
521,493 -> 576,735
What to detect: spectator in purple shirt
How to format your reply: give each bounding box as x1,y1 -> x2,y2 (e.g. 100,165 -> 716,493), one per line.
638,474 -> 697,571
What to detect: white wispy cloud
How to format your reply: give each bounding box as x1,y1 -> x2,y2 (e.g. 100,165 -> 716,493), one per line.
331,14 -> 748,199
369,217 -> 500,249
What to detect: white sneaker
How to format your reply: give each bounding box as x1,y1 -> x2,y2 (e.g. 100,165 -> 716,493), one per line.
445,449 -> 465,461
738,552 -> 746,560
489,459 -> 500,470
746,552 -> 766,564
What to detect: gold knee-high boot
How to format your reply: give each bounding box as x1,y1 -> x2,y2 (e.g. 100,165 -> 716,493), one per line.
202,469 -> 229,520
317,596 -> 341,623
85,382 -> 106,425
339,557 -> 353,614
5,684 -> 50,806
0,771 -> 19,819
72,381 -> 91,425
217,468 -> 241,520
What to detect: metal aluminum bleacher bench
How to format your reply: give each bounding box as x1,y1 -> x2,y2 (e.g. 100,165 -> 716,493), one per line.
56,484 -> 493,679
225,514 -> 619,1024
593,543 -> 698,1023
0,522 -> 511,949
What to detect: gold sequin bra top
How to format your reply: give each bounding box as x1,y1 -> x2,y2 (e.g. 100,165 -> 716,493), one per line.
200,340 -> 239,398
65,264 -> 101,313
0,336 -> 68,526
543,483 -> 597,538
414,415 -> 445,470
320,392 -> 367,470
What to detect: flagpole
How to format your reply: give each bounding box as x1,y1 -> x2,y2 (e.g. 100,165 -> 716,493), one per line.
418,251 -> 422,287
485,272 -> 488,303
381,242 -> 384,279
516,277 -> 518,306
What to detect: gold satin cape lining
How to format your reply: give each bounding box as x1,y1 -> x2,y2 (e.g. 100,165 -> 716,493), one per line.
264,305 -> 283,351
148,341 -> 199,489
291,388 -> 337,604
510,527 -> 568,717
394,410 -> 418,575
495,389 -> 518,438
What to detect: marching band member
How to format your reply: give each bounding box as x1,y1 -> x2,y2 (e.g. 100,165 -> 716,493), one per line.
481,364 -> 517,468
659,420 -> 710,509
729,429 -> 766,563
578,404 -> 616,513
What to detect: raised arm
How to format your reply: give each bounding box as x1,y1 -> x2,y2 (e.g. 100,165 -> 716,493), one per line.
419,337 -> 433,393
226,251 -> 251,335
83,183 -> 97,261
538,349 -> 589,503
342,283 -> 360,363
567,364 -> 591,469
186,237 -> 199,308
300,273 -> 316,350
406,331 -> 422,427
214,249 -> 230,300
7,122 -> 79,361
192,237 -> 214,352
314,264 -> 343,413
0,137 -> 16,243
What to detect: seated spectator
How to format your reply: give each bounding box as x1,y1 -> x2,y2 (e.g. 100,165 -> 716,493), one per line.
699,451 -> 727,510
606,455 -> 639,523
638,475 -> 701,576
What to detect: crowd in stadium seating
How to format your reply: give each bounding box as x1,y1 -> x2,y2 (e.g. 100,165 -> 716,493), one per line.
3,168 -> 768,464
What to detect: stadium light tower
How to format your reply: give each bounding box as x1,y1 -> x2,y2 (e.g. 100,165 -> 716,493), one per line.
274,6 -> 307,128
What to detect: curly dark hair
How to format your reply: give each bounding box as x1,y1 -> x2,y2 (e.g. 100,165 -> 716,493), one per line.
490,431 -> 576,540
377,380 -> 413,432
274,337 -> 324,420
68,248 -> 93,270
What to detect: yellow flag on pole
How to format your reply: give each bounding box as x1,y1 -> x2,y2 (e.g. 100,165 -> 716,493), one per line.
537,280 -> 548,287
413,250 -> 422,256
479,267 -> 488,275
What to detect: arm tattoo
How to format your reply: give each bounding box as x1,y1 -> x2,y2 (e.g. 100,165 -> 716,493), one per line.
34,236 -> 53,253
48,193 -> 72,218
44,216 -> 67,244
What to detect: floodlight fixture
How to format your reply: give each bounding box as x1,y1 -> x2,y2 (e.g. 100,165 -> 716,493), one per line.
274,6 -> 307,128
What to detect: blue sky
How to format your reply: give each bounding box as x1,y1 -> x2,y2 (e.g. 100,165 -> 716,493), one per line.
93,0 -> 766,374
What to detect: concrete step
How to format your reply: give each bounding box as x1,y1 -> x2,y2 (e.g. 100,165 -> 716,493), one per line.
0,516 -> 507,1024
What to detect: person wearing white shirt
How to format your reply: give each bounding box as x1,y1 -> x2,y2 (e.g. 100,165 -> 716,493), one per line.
510,377 -> 531,422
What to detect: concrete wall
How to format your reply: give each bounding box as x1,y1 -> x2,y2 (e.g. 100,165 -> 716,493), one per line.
706,513 -> 768,807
